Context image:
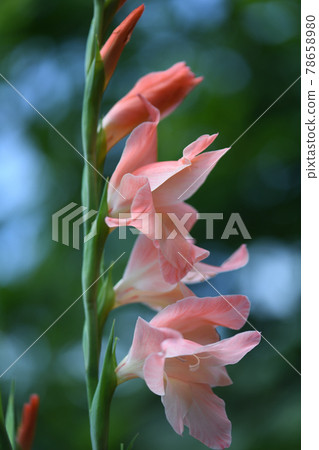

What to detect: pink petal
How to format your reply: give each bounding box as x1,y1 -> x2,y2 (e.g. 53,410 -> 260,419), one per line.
201,331 -> 261,367
158,235 -> 208,284
161,337 -> 203,358
158,202 -> 198,232
134,134 -> 217,193
161,338 -> 233,387
161,378 -> 192,435
119,235 -> 163,291
108,100 -> 159,195
106,174 -> 157,237
102,62 -> 202,149
165,354 -> 233,387
115,237 -> 196,307
116,318 -> 182,381
116,234 -> 198,298
152,139 -> 229,206
132,136 -> 219,195
133,159 -> 188,192
114,282 -> 193,310
143,353 -> 166,395
183,245 -> 249,284
183,134 -> 218,159
126,134 -> 221,207
146,335 -> 233,388
151,296 -> 251,344
159,332 -> 260,386
154,204 -> 208,284
129,62 -> 202,119
107,173 -> 149,216
129,318 -> 182,362
184,384 -> 232,449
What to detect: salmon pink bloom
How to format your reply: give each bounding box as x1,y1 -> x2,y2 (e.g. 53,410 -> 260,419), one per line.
102,62 -> 202,150
106,100 -> 230,284
16,394 -> 40,450
116,297 -> 261,449
100,5 -> 144,87
115,235 -> 249,310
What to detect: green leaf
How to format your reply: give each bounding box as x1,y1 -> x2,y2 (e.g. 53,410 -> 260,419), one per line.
126,433 -> 139,450
0,425 -> 12,450
120,434 -> 139,450
5,382 -> 15,448
0,390 -> 12,450
90,322 -> 118,450
0,390 -> 4,425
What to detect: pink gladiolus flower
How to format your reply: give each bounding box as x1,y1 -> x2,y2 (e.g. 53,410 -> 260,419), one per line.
106,99 -> 230,284
102,62 -> 203,150
116,297 -> 261,449
16,394 -> 40,450
100,5 -> 144,87
114,234 -> 249,310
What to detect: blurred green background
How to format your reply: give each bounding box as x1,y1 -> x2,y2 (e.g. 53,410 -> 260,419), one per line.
0,0 -> 300,449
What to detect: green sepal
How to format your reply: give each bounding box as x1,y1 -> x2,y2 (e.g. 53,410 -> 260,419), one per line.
0,390 -> 12,450
96,122 -> 108,171
82,179 -> 109,395
82,177 -> 109,269
86,0 -> 127,75
95,179 -> 113,342
5,382 -> 15,448
90,322 -> 118,450
85,19 -> 95,75
82,37 -> 105,163
95,177 -> 109,234
102,0 -> 125,41
81,38 -> 106,222
85,0 -> 105,74
97,268 -> 115,341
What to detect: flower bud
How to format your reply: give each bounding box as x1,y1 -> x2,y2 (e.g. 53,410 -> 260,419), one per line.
102,62 -> 203,150
100,5 -> 144,88
16,394 -> 39,450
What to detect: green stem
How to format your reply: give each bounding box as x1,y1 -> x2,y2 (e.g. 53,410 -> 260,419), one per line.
81,1 -> 106,408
